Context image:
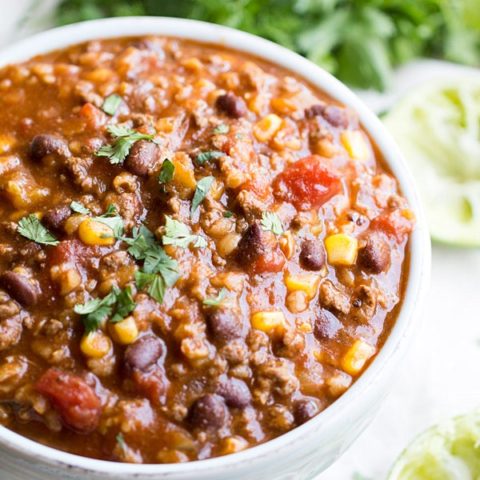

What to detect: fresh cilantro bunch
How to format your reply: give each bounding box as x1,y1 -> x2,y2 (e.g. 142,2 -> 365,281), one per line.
54,0 -> 480,91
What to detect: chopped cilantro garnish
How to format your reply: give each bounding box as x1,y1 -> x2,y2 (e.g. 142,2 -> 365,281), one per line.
17,214 -> 59,246
162,215 -> 207,249
122,225 -> 179,304
213,124 -> 229,135
223,210 -> 234,218
261,211 -> 284,235
70,201 -> 90,215
94,204 -> 124,239
196,150 -> 224,165
97,124 -> 155,165
203,288 -> 229,307
101,94 -> 122,116
158,158 -> 175,184
191,176 -> 214,214
116,432 -> 127,451
74,286 -> 135,331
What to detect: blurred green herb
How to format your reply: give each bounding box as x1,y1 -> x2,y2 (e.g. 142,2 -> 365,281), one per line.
53,0 -> 480,91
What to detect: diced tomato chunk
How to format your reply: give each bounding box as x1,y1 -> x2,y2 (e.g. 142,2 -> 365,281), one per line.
48,239 -> 89,267
131,370 -> 168,405
36,368 -> 101,434
273,155 -> 341,210
79,102 -> 106,130
371,209 -> 414,242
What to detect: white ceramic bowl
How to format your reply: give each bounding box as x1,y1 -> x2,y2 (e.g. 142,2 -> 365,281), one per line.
0,17 -> 431,480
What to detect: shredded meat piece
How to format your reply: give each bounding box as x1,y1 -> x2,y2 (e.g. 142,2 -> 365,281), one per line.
319,280 -> 350,315
351,285 -> 378,324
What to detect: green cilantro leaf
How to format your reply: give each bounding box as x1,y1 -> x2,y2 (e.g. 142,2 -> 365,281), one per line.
74,290 -> 117,332
94,204 -> 124,238
97,124 -> 155,165
261,211 -> 284,235
203,288 -> 229,307
110,286 -> 136,323
196,150 -> 224,165
17,214 -> 59,246
116,433 -> 127,452
213,124 -> 229,134
70,201 -> 90,215
191,176 -> 214,214
135,271 -> 166,304
223,211 -> 234,218
75,286 -> 135,331
158,158 -> 175,184
102,94 -> 122,116
162,215 -> 207,249
122,224 -> 180,304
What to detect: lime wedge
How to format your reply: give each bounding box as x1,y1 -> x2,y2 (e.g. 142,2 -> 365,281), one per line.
388,412 -> 480,479
384,77 -> 480,247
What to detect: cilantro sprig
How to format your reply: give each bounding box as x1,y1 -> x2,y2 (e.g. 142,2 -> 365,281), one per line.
74,286 -> 135,332
122,226 -> 179,304
162,216 -> 207,249
70,201 -> 90,215
191,176 -> 214,214
261,211 -> 284,235
196,150 -> 224,165
17,215 -> 59,246
102,94 -> 122,116
93,204 -> 124,239
158,158 -> 175,184
203,288 -> 229,307
97,124 -> 155,165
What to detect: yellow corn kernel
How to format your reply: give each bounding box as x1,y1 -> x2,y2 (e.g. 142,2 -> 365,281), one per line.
84,68 -> 113,83
271,97 -> 297,114
341,130 -> 370,161
341,340 -> 376,375
251,311 -> 286,335
156,117 -> 175,133
284,273 -> 320,300
298,321 -> 313,334
78,218 -> 115,246
325,233 -> 358,266
80,331 -> 112,359
172,156 -> 197,195
209,179 -> 224,201
111,316 -> 138,345
0,134 -> 16,154
181,57 -> 203,72
253,114 -> 282,142
64,214 -> 87,235
402,208 -> 415,220
221,436 -> 249,455
245,92 -> 264,115
279,230 -> 295,259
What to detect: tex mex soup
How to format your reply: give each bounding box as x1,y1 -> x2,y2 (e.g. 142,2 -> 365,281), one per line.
0,36 -> 414,463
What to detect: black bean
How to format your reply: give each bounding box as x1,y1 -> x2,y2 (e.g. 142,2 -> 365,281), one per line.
42,206 -> 71,234
207,308 -> 245,343
314,309 -> 342,340
236,223 -> 265,267
216,92 -> 247,119
322,106 -> 349,128
30,134 -> 69,161
304,104 -> 325,119
125,140 -> 159,176
358,233 -> 391,274
0,271 -> 38,307
188,394 -> 227,430
217,377 -> 252,409
293,398 -> 320,425
124,335 -> 164,372
299,240 -> 325,271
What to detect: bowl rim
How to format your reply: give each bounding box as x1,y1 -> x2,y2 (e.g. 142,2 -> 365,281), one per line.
0,16 -> 431,477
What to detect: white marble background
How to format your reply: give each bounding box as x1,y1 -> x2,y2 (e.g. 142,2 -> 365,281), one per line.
2,3 -> 480,479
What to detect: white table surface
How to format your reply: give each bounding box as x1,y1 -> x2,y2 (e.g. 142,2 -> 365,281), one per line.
2,4 -> 480,479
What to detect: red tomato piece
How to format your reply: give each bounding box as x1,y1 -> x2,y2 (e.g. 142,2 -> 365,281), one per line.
36,368 -> 101,434
273,155 -> 341,210
371,209 -> 414,242
79,102 -> 106,130
48,239 -> 89,267
131,370 -> 168,406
